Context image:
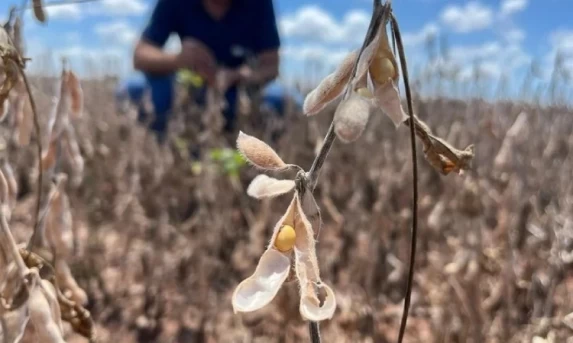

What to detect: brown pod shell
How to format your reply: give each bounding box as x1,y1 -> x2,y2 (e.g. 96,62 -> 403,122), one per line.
33,0 -> 47,23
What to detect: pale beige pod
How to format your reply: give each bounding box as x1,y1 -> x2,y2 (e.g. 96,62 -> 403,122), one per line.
299,281 -> 337,321
55,259 -> 88,305
246,174 -> 295,199
372,80 -> 408,128
0,97 -> 8,122
32,0 -> 47,23
236,131 -> 287,170
231,249 -> 291,313
293,195 -> 337,321
232,197 -> 296,313
1,159 -> 19,211
28,280 -> 66,343
353,16 -> 395,88
67,70 -> 83,118
333,90 -> 374,143
303,50 -> 358,116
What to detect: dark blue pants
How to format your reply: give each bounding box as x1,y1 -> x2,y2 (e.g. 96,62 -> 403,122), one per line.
121,74 -> 295,148
126,73 -> 241,143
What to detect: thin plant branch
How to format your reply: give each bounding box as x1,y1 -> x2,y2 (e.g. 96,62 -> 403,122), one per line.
19,0 -> 100,10
391,12 -> 419,343
303,2 -> 390,340
307,122 -> 335,191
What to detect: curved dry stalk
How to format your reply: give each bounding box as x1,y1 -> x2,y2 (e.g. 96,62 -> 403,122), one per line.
390,12 -> 419,343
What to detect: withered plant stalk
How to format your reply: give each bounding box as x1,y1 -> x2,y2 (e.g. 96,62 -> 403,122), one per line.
390,13 -> 418,343
231,0 -> 474,341
303,5 -> 420,343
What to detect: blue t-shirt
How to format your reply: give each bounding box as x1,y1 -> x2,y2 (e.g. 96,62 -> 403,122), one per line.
139,0 -> 281,132
142,0 -> 281,68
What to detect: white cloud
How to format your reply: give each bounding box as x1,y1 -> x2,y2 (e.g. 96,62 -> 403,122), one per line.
44,4 -> 82,20
449,42 -> 501,62
459,60 -> 502,80
99,0 -> 148,15
500,0 -> 528,16
279,6 -> 369,44
402,23 -> 440,47
438,39 -> 530,81
24,0 -> 146,22
503,28 -> 525,44
58,45 -> 124,58
440,2 -> 493,33
54,45 -> 130,76
94,21 -> 137,45
281,44 -> 351,69
544,30 -> 573,77
550,30 -> 573,55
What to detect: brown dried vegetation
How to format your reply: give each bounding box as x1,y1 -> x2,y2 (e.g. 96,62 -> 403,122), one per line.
1,1 -> 573,343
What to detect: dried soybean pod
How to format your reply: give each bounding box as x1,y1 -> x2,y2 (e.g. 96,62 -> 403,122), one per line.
303,50 -> 358,116
68,70 -> 83,118
334,90 -> 374,143
33,0 -> 47,23
237,131 -> 287,170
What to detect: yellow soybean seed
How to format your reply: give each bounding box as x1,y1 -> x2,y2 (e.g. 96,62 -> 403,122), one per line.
370,56 -> 396,84
356,87 -> 373,98
274,225 -> 296,252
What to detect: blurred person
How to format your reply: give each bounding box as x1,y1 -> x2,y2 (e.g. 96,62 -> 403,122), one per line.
125,0 -> 289,143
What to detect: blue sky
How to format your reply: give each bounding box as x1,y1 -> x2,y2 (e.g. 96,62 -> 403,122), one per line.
1,0 -> 572,99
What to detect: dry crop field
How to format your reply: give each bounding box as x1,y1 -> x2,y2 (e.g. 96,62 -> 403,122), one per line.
1,1 -> 573,343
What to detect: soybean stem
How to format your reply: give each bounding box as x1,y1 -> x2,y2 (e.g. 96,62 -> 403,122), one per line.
309,321 -> 321,343
391,12 -> 419,343
307,122 -> 335,191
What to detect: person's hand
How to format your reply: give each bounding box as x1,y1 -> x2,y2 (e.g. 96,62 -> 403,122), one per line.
176,38 -> 217,86
237,64 -> 254,82
216,67 -> 241,92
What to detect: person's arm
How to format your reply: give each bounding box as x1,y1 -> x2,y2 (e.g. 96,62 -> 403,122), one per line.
133,0 -> 180,75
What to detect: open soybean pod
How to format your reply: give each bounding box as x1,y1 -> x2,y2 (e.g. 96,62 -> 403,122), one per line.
353,3 -> 407,128
292,195 -> 336,321
232,197 -> 297,313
